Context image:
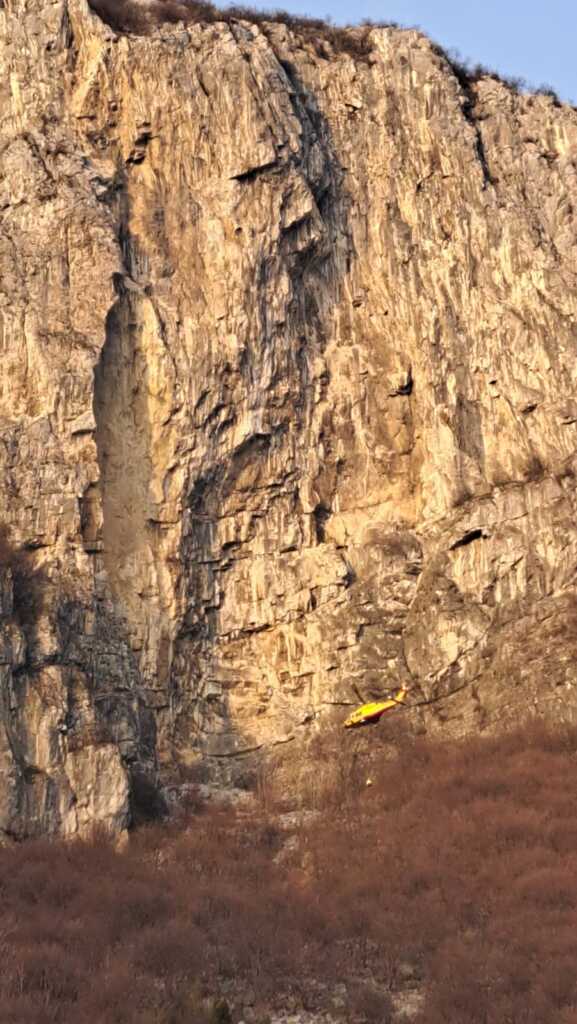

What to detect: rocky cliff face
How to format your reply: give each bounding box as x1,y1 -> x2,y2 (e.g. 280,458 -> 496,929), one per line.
1,0 -> 577,837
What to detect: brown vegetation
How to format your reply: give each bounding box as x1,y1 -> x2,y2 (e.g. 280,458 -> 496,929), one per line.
1,719 -> 577,1021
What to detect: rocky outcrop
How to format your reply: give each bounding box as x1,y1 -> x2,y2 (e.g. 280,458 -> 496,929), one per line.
1,0 -> 577,835
0,554 -> 129,838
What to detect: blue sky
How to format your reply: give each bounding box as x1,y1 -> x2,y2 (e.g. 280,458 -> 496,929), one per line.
241,0 -> 576,103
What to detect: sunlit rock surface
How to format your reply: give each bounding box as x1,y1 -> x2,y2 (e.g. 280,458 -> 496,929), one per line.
1,0 -> 577,834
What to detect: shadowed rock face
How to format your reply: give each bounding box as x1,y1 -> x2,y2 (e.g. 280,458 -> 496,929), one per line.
1,0 -> 577,835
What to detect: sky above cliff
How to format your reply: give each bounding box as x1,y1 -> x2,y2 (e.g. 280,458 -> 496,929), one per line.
247,0 -> 576,103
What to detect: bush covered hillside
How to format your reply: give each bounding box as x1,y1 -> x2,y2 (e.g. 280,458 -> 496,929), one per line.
1,720 -> 577,1022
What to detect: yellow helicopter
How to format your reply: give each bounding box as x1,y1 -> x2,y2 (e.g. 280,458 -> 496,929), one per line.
343,686 -> 408,729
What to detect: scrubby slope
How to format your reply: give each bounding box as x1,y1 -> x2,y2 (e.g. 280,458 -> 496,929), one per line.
1,723 -> 577,1021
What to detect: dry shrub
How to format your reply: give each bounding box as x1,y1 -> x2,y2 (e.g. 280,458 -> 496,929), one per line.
347,981 -> 393,1022
536,84 -> 562,105
431,42 -> 528,94
88,0 -> 149,33
1,720 -> 577,1020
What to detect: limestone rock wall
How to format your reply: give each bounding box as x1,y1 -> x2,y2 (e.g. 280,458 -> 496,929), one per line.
1,0 -> 577,834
